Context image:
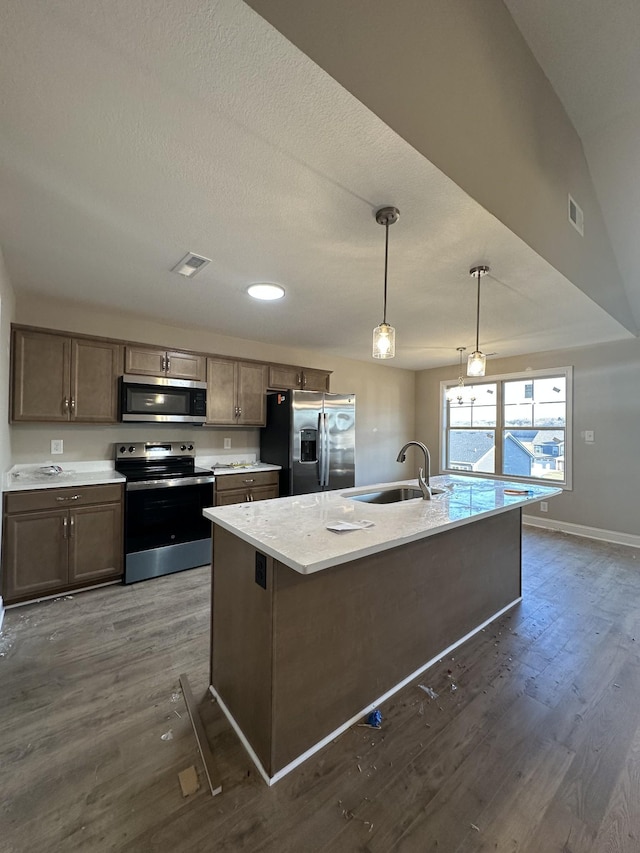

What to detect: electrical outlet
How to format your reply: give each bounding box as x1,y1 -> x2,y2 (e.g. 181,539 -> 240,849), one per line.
51,439 -> 63,454
584,430 -> 594,443
540,501 -> 548,513
224,437 -> 231,449
255,552 -> 267,589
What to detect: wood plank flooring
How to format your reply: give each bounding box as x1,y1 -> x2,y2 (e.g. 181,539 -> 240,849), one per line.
1,527 -> 640,852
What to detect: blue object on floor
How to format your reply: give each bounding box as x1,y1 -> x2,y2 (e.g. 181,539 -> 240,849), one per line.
366,709 -> 382,728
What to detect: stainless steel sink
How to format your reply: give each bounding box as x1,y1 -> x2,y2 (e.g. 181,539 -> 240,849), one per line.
349,486 -> 446,504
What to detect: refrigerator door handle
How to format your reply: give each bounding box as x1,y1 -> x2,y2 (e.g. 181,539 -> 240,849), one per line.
317,412 -> 324,486
323,412 -> 330,487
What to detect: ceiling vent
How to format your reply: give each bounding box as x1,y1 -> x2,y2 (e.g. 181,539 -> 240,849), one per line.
171,252 -> 211,278
568,194 -> 584,236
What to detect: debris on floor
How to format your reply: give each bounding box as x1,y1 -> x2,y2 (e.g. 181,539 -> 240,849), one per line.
366,709 -> 382,728
178,766 -> 200,797
160,729 -> 174,741
418,685 -> 439,699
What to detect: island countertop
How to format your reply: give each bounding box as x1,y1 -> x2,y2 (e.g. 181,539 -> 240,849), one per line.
203,474 -> 562,575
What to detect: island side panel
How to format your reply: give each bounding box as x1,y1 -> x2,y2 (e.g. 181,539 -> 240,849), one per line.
211,525 -> 274,773
270,509 -> 521,773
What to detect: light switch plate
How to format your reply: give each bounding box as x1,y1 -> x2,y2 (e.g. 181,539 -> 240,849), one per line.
224,438 -> 231,449
51,439 -> 63,454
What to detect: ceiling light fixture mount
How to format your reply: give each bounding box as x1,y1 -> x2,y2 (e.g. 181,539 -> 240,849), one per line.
372,206 -> 400,360
467,265 -> 490,377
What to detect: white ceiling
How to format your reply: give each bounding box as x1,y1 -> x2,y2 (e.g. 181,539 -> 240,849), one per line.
0,0 -> 634,370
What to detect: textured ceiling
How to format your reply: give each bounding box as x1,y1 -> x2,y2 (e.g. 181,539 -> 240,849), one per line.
0,0 -> 633,370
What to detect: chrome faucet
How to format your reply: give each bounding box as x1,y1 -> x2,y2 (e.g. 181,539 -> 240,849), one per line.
396,441 -> 432,499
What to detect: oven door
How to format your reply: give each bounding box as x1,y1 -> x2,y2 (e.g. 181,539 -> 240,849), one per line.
124,476 -> 214,583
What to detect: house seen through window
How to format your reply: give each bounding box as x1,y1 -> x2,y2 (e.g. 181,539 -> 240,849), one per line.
441,368 -> 572,488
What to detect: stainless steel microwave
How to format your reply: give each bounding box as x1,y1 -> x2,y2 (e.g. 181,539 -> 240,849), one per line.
119,375 -> 207,423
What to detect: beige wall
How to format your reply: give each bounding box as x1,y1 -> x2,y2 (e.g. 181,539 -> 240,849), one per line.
0,247 -> 16,575
245,0 -> 635,333
12,294 -> 416,486
416,337 -> 640,538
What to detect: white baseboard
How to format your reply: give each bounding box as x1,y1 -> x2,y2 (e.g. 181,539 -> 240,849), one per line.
211,596 -> 522,785
523,514 -> 640,550
0,596 -> 4,632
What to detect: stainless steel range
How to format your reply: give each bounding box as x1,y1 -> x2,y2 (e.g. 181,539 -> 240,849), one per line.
115,441 -> 215,584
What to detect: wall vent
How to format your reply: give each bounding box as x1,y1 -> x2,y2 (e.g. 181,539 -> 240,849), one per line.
171,252 -> 211,277
568,194 -> 584,236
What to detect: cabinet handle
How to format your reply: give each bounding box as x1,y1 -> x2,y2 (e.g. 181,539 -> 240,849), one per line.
237,407 -> 242,417
161,355 -> 166,372
69,515 -> 75,538
70,397 -> 76,413
62,516 -> 68,538
296,373 -> 302,387
242,479 -> 255,484
62,397 -> 70,413
55,494 -> 81,502
166,355 -> 171,373
302,371 -> 307,387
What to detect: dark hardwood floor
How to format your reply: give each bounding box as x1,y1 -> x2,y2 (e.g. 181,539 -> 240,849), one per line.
1,527 -> 639,852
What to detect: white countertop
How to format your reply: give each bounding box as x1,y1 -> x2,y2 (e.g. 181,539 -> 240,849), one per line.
210,463 -> 281,476
5,462 -> 125,492
203,474 -> 562,575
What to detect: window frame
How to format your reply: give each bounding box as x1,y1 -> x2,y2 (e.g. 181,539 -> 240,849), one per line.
439,366 -> 573,490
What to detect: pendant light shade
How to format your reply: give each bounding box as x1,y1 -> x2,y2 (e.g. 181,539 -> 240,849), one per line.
467,265 -> 489,377
372,206 -> 399,359
446,347 -> 467,404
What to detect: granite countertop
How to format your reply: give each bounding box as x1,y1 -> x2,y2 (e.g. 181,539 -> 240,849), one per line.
5,462 -> 125,492
203,474 -> 562,575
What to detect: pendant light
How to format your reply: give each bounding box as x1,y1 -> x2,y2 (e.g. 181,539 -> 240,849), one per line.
372,206 -> 399,359
446,347 -> 467,404
467,265 -> 490,377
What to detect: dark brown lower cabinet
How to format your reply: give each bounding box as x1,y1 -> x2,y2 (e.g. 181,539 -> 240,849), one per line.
214,471 -> 279,506
2,484 -> 123,604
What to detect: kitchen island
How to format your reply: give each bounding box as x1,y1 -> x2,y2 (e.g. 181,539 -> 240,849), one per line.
203,474 -> 561,784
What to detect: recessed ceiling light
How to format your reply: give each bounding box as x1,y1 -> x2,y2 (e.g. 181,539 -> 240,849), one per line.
171,252 -> 211,278
247,282 -> 285,301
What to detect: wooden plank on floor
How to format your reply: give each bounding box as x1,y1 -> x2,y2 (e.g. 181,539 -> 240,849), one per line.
179,673 -> 223,797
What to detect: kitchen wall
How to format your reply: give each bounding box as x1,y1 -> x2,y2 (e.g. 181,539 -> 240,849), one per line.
416,337 -> 640,541
12,293 -> 416,486
0,247 -> 16,616
245,0 -> 635,334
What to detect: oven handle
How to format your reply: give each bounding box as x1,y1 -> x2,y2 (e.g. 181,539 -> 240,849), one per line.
126,475 -> 215,491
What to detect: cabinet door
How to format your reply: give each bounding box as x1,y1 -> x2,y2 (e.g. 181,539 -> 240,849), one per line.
215,488 -> 249,506
71,338 -> 123,423
268,364 -> 301,390
68,502 -> 123,584
166,351 -> 205,381
249,485 -> 279,502
124,346 -> 167,377
11,329 -> 71,422
206,358 -> 237,424
237,362 -> 267,426
3,510 -> 68,601
301,369 -> 331,392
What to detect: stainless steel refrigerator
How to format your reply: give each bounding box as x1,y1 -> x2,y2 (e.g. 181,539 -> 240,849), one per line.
260,390 -> 356,496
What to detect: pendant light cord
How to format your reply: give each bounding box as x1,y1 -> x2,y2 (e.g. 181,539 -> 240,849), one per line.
474,269 -> 481,352
382,222 -> 389,325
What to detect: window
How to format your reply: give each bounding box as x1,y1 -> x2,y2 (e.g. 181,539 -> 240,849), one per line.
441,367 -> 572,488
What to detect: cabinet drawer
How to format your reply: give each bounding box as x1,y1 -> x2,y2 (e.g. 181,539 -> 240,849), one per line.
214,471 -> 278,492
5,483 -> 123,514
